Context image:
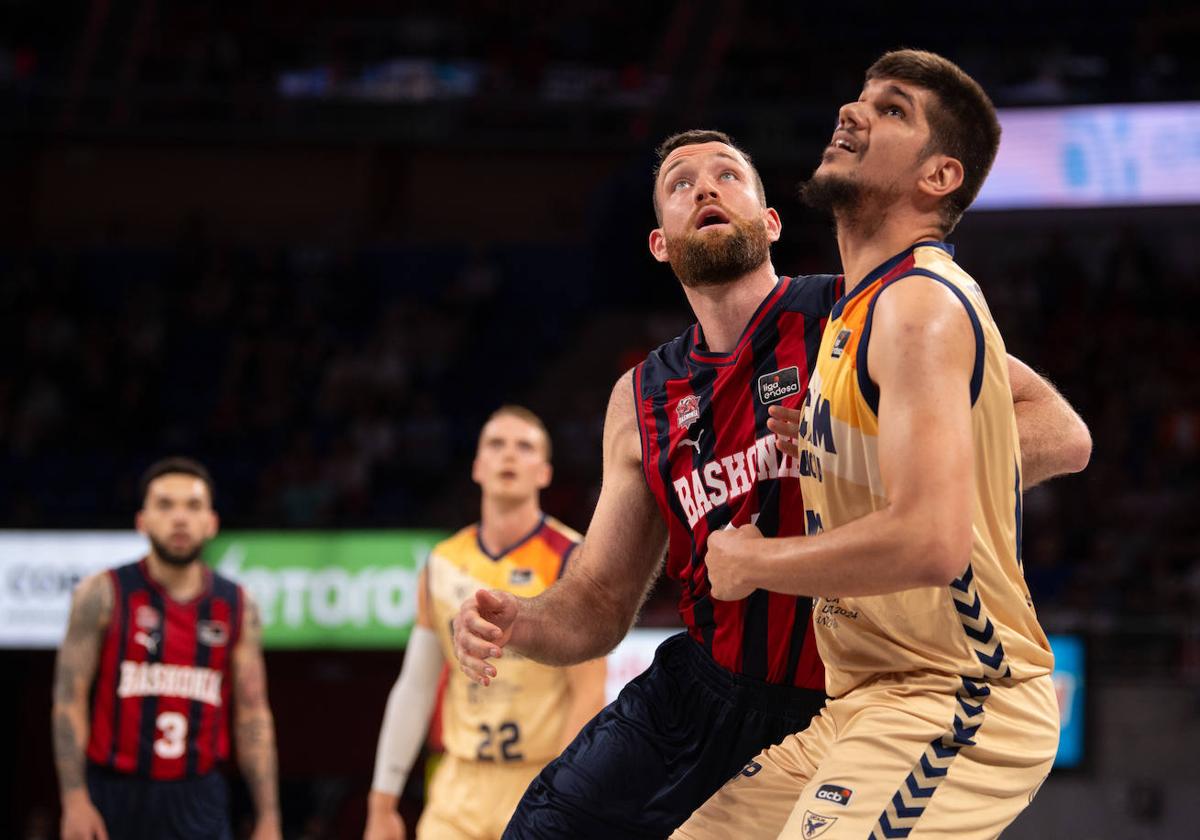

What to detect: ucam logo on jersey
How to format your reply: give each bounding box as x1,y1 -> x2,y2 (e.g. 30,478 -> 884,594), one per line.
757,366 -> 800,404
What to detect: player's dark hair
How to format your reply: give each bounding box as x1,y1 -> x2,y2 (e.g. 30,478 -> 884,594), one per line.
652,129 -> 767,224
483,405 -> 553,461
138,456 -> 215,505
865,49 -> 1000,234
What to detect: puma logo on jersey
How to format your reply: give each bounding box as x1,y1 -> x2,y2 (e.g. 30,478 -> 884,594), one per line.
678,429 -> 704,452
134,631 -> 159,654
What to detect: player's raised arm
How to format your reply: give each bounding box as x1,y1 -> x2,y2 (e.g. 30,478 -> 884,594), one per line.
707,276 -> 977,600
769,354 -> 1092,490
1007,353 -> 1091,487
53,572 -> 113,840
454,368 -> 668,683
365,567 -> 443,840
231,594 -> 282,840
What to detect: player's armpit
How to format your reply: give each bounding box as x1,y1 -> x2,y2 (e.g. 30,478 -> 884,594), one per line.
1006,354 -> 1091,487
52,572 -> 112,798
506,368 -> 668,664
232,594 -> 282,836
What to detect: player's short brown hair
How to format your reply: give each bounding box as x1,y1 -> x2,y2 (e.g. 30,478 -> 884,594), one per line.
138,456 -> 215,505
481,405 -> 552,461
652,129 -> 767,224
865,49 -> 1000,234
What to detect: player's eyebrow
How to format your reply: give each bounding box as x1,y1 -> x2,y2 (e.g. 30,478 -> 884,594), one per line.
660,150 -> 743,182
882,83 -> 915,108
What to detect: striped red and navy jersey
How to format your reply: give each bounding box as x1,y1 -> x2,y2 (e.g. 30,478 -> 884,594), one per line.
633,274 -> 843,688
86,558 -> 243,779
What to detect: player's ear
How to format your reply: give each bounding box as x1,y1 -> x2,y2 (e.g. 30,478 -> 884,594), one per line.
764,207 -> 782,243
207,511 -> 220,540
134,510 -> 146,535
470,455 -> 484,487
536,462 -> 552,490
918,154 -> 964,200
648,228 -> 670,263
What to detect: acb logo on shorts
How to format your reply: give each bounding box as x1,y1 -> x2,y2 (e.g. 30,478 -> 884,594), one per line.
814,783 -> 853,806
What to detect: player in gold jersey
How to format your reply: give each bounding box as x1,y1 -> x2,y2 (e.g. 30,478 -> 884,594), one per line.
676,51 -> 1091,839
364,406 -> 606,840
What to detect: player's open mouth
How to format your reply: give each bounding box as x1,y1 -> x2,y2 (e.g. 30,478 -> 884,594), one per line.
695,207 -> 730,229
830,133 -> 859,154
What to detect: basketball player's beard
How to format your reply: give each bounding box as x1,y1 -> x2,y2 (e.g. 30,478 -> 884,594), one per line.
799,169 -> 900,238
149,535 -> 207,567
799,170 -> 865,220
666,214 -> 772,289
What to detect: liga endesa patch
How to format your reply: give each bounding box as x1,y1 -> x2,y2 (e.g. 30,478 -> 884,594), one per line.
757,366 -> 800,404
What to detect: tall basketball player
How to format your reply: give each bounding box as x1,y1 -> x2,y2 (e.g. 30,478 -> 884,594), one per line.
679,49 -> 1074,838
52,457 -> 280,840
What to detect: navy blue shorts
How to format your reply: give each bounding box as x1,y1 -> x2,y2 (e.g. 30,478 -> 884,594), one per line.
87,765 -> 233,840
503,632 -> 827,839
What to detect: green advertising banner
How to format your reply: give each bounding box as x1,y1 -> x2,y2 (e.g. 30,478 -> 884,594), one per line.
206,530 -> 446,649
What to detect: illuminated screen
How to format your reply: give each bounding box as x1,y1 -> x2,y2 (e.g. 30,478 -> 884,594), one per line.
975,102 -> 1200,210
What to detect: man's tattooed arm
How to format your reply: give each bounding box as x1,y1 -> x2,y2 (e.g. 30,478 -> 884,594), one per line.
52,573 -> 112,798
233,595 -> 282,836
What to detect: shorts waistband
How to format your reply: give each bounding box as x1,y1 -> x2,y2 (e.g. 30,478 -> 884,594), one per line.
87,763 -> 220,784
657,631 -> 827,717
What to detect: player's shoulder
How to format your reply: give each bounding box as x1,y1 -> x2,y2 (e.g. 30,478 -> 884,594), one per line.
638,322 -> 695,386
540,515 -> 583,547
429,524 -> 480,561
74,567 -> 117,604
209,567 -> 247,602
779,273 -> 844,317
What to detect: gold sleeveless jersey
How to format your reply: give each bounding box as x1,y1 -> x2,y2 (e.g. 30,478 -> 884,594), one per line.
797,242 -> 1053,698
427,515 -> 581,763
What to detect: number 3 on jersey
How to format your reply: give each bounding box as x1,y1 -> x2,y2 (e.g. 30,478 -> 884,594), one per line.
154,711 -> 188,759
477,721 -> 523,762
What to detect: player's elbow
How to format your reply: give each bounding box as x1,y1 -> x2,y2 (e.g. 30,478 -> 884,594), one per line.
1061,419 -> 1092,475
912,528 -> 972,587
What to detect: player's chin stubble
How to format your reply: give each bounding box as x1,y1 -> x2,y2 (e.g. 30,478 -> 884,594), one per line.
667,216 -> 771,289
799,169 -> 865,218
149,535 -> 206,567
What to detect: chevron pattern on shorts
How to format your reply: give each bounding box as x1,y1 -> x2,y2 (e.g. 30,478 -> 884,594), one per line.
949,564 -> 1012,680
867,676 -> 991,839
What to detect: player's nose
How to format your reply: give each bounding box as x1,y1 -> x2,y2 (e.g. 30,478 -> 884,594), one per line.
693,175 -> 720,202
837,100 -> 866,130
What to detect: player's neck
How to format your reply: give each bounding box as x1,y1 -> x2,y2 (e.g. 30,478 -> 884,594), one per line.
835,208 -> 945,293
478,495 -> 543,557
145,552 -> 206,601
683,261 -> 779,354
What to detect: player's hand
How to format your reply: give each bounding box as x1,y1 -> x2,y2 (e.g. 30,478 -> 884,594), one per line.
363,805 -> 405,840
453,589 -> 519,686
706,524 -> 763,601
767,404 -> 803,458
61,795 -> 110,840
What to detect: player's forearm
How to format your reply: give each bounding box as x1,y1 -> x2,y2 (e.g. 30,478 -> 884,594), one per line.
509,573 -> 632,665
51,702 -> 92,801
1014,395 -> 1091,488
235,710 -> 281,823
748,507 -> 970,598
